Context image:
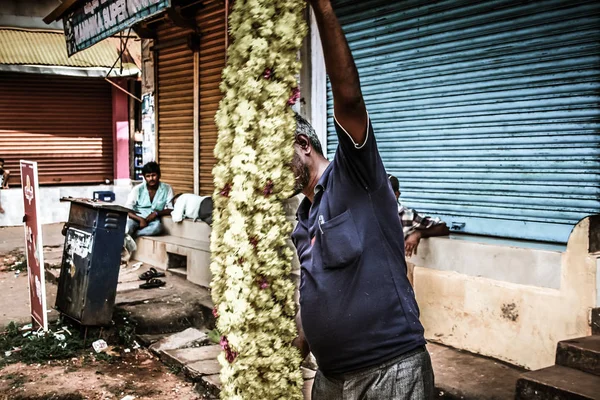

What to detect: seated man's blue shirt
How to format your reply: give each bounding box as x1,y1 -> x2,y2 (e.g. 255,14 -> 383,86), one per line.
292,116 -> 426,375
126,182 -> 173,218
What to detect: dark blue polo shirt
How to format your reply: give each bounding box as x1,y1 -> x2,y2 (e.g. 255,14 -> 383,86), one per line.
291,116 -> 426,375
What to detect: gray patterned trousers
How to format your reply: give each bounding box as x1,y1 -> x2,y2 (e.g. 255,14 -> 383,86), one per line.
312,346 -> 434,400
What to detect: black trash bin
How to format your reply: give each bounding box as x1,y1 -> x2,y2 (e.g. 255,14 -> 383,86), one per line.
56,198 -> 130,326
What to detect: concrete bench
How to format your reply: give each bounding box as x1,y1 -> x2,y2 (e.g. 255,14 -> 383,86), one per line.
133,217 -> 212,287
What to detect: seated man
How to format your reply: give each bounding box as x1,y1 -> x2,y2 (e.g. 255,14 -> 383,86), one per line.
125,161 -> 173,238
389,174 -> 450,257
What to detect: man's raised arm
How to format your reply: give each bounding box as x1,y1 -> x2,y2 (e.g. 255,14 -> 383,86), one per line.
309,0 -> 368,145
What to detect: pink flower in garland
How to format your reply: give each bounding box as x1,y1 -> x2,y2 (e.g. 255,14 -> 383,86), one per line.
258,276 -> 269,290
225,347 -> 238,363
288,87 -> 301,106
220,336 -> 229,350
212,307 -> 219,319
263,68 -> 273,79
220,335 -> 238,363
219,183 -> 232,198
250,236 -> 259,250
263,180 -> 274,196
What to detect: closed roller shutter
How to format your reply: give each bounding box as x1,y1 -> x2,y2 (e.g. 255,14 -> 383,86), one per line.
0,72 -> 113,186
197,0 -> 226,196
156,23 -> 195,194
328,0 -> 600,243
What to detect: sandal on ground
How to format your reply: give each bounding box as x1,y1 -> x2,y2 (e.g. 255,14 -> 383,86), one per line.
139,278 -> 166,289
138,267 -> 166,280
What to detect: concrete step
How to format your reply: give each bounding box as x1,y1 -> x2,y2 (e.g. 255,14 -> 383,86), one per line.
162,217 -> 211,241
138,235 -> 210,252
556,336 -> 600,376
149,328 -> 209,355
169,268 -> 188,278
515,365 -> 600,400
115,266 -> 215,335
159,343 -> 316,400
428,342 -> 524,400
133,234 -> 211,287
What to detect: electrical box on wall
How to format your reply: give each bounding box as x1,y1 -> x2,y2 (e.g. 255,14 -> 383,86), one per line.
133,139 -> 143,180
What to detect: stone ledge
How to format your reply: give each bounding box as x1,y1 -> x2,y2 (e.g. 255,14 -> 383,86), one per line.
162,216 -> 211,242
162,345 -> 221,366
141,235 -> 210,252
149,328 -> 209,354
0,185 -> 131,227
409,234 -> 563,289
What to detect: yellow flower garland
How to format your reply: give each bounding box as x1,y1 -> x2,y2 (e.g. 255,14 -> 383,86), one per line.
210,0 -> 307,398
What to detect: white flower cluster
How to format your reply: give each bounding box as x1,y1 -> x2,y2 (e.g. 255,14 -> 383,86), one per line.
210,0 -> 307,398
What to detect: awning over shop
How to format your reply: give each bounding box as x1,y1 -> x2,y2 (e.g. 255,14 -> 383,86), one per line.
45,0 -> 170,56
0,28 -> 140,78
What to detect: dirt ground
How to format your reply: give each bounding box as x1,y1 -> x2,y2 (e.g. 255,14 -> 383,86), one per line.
0,348 -> 202,400
0,239 -> 206,400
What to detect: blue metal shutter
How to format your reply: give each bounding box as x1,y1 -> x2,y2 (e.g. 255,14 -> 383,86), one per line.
327,0 -> 600,243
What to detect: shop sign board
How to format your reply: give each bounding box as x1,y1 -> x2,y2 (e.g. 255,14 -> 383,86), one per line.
64,0 -> 171,56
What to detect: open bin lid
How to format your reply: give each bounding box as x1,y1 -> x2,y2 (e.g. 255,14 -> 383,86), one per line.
60,197 -> 133,214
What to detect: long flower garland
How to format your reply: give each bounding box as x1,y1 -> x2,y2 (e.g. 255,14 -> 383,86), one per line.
210,0 -> 307,398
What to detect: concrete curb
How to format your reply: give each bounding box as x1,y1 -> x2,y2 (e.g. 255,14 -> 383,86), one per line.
142,330 -> 222,398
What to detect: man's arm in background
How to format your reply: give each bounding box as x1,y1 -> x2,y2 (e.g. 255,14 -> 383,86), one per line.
418,223 -> 450,238
2,169 -> 10,188
403,207 -> 450,257
309,0 -> 368,143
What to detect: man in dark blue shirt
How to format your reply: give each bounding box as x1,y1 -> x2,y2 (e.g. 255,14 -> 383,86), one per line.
291,0 -> 434,398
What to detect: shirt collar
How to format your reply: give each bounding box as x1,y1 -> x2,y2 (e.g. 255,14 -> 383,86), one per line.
297,196 -> 311,219
142,182 -> 164,201
314,162 -> 333,194
298,163 -> 334,219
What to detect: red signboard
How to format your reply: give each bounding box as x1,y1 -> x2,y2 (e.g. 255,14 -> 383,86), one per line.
20,161 -> 48,331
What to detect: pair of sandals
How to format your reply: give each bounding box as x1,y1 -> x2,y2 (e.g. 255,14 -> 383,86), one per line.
138,267 -> 166,289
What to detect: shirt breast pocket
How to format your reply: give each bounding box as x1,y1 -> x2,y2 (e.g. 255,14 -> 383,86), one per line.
320,210 -> 363,269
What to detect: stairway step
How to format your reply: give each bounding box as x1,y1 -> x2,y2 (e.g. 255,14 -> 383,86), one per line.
515,365 -> 600,400
557,336 -> 600,376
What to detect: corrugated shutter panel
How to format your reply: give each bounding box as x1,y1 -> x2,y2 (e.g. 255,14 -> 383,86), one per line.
327,0 -> 600,243
0,72 -> 113,186
156,23 -> 195,194
197,0 -> 226,196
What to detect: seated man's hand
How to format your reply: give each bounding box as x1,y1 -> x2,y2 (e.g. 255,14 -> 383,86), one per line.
405,231 -> 422,258
145,211 -> 159,223
139,219 -> 148,229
